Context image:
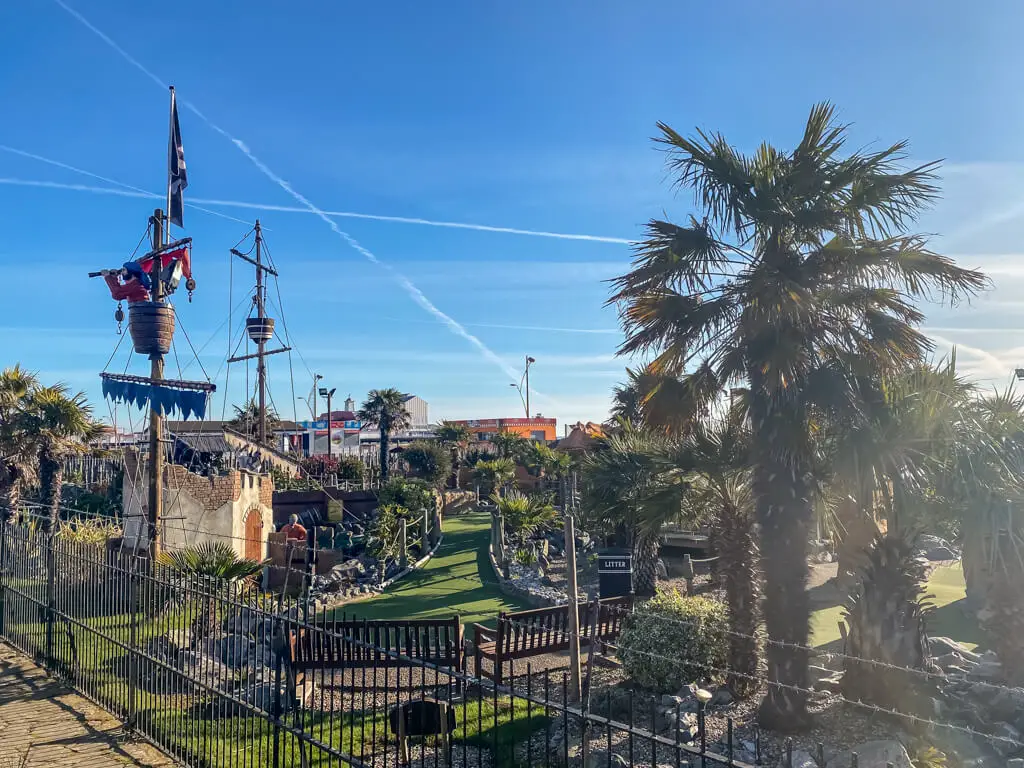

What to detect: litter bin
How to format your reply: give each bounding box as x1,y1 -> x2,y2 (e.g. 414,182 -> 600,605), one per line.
597,548 -> 633,599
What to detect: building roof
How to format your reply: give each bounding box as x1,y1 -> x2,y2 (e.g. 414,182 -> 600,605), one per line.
165,420 -> 302,433
172,431 -> 232,454
556,425 -> 599,452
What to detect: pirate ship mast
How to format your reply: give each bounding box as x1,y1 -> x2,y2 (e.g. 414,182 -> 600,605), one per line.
91,86 -> 213,559
228,220 -> 291,448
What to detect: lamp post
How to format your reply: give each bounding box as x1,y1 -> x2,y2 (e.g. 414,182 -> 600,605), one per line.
319,386 -> 336,458
312,373 -> 323,420
510,356 -> 536,419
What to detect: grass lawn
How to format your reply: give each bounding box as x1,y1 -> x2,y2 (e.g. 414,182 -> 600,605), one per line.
335,512 -> 530,627
809,563 -> 981,650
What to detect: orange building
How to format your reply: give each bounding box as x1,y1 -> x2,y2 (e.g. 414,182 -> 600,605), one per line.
454,417 -> 557,442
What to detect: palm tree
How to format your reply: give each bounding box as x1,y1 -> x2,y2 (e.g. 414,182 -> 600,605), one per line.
435,420 -> 472,488
491,430 -> 528,460
609,104 -> 987,727
473,457 -> 516,497
229,398 -> 281,438
157,542 -> 266,641
665,410 -> 761,699
23,385 -> 103,533
490,490 -> 558,547
582,423 -> 679,596
829,358 -> 973,590
358,389 -> 412,482
0,366 -> 40,522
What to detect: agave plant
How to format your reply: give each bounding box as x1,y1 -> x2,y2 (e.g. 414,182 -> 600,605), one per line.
841,532 -> 933,710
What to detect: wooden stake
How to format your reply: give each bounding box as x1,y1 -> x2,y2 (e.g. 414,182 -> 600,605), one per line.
564,512 -> 582,703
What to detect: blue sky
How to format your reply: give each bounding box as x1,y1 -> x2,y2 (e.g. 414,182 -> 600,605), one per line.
2,1 -> 1024,432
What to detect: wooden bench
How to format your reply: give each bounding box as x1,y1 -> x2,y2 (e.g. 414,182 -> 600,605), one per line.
290,616 -> 464,678
472,596 -> 632,684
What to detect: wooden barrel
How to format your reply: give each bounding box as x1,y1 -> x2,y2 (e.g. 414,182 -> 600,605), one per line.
246,317 -> 275,343
128,301 -> 176,357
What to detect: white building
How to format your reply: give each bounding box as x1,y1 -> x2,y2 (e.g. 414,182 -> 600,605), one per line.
403,395 -> 429,426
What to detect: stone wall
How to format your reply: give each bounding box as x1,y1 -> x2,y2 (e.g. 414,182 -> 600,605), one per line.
122,451 -> 274,558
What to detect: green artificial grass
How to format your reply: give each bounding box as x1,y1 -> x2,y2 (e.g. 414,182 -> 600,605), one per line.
810,563 -> 979,650
336,512 -> 530,627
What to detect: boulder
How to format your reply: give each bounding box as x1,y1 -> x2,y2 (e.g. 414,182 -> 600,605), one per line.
777,750 -> 817,768
925,546 -> 958,561
586,749 -> 629,768
655,559 -> 669,581
827,740 -> 912,768
930,636 -> 980,661
215,633 -> 258,669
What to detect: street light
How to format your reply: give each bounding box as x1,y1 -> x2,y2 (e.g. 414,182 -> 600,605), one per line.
509,356 -> 536,418
311,373 -> 324,421
319,386 -> 336,458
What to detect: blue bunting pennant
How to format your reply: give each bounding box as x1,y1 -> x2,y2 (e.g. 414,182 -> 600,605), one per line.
101,379 -> 210,421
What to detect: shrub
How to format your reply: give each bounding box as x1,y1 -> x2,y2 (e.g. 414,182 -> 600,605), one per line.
378,477 -> 437,515
618,590 -> 727,693
402,441 -> 452,485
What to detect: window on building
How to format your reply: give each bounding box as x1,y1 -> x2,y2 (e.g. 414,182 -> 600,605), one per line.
531,430 -> 546,441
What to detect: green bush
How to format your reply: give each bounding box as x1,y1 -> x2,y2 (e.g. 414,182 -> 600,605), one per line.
377,477 -> 436,514
618,590 -> 727,693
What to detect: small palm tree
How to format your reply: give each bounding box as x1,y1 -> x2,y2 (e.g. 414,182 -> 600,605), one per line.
229,399 -> 281,439
473,457 -> 516,497
157,542 -> 267,641
490,431 -> 528,460
358,389 -> 412,482
23,385 -> 103,533
0,366 -> 40,522
582,423 -> 678,596
490,490 -> 558,546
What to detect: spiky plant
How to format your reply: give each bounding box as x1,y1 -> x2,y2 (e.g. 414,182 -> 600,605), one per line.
157,542 -> 267,641
842,533 -> 933,710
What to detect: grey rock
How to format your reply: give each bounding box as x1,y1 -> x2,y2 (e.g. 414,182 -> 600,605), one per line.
661,694 -> 685,707
827,740 -> 912,768
215,633 -> 258,669
709,686 -> 733,706
777,750 -> 817,768
925,546 -> 958,561
586,749 -> 628,768
655,559 -> 669,580
930,636 -> 980,661
969,661 -> 1005,682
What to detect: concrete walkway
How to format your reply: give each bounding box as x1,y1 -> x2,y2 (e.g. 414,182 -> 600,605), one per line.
0,644 -> 174,767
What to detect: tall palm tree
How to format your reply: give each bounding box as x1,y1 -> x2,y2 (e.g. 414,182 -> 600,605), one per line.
491,430 -> 528,460
0,366 -> 39,522
358,389 -> 412,482
610,104 -> 987,727
23,385 -> 103,533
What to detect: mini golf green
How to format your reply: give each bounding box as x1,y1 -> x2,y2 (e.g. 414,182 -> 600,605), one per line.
334,512 -> 530,627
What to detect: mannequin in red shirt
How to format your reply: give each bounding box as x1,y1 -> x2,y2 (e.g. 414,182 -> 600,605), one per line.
281,514 -> 308,542
102,265 -> 150,302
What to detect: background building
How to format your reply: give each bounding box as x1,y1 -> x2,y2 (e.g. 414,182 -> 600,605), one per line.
453,416 -> 557,442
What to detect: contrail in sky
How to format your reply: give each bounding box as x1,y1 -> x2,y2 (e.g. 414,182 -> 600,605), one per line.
0,145 -> 253,226
50,0 -> 533,386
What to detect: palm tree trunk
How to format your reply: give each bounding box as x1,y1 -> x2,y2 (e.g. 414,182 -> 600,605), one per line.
632,532 -> 660,597
719,499 -> 761,699
39,452 -> 63,534
0,464 -> 22,523
835,494 -> 879,593
380,427 -> 390,482
961,525 -> 992,613
750,400 -> 813,731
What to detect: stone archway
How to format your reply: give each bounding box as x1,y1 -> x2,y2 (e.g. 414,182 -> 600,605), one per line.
243,507 -> 264,561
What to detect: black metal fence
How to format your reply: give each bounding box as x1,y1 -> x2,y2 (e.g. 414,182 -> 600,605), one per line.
0,521 -> 766,767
